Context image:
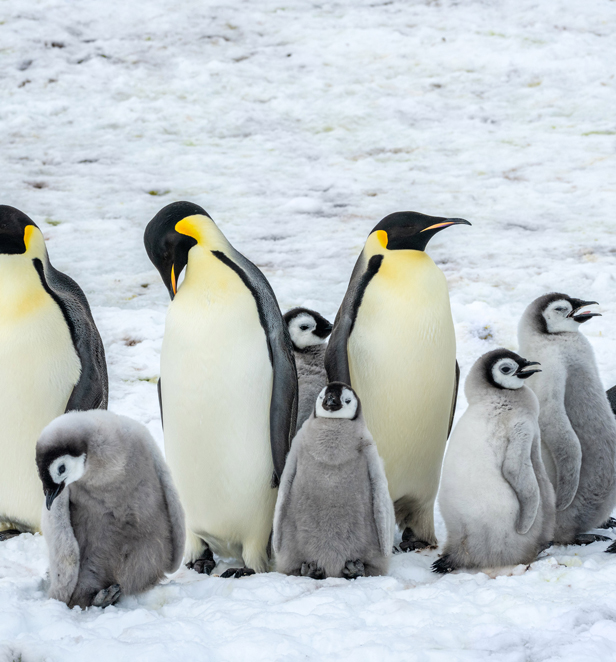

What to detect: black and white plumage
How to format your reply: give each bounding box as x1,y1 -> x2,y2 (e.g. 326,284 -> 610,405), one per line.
435,349 -> 555,573
273,383 -> 394,579
36,410 -> 185,609
0,206 -> 107,540
518,293 -> 616,545
283,308 -> 332,430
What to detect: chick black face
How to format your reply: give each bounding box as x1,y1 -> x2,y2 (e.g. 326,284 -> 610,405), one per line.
36,436 -> 87,510
0,205 -> 38,255
370,211 -> 471,252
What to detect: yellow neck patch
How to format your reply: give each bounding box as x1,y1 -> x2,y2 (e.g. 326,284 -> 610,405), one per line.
24,225 -> 36,251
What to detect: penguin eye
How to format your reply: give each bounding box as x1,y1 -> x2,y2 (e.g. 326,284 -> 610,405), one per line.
555,307 -> 566,313
500,365 -> 512,374
58,464 -> 66,475
299,325 -> 310,331
344,399 -> 351,404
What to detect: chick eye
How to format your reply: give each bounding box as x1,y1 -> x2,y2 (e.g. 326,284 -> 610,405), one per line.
555,307 -> 566,312
344,399 -> 351,404
299,325 -> 309,331
500,365 -> 512,374
58,465 -> 66,475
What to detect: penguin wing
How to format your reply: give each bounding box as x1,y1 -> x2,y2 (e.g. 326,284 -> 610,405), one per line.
35,259 -> 109,411
272,433 -> 300,554
501,420 -> 540,535
364,441 -> 395,556
447,361 -> 460,438
215,250 -> 298,485
40,488 -> 80,604
325,251 -> 384,384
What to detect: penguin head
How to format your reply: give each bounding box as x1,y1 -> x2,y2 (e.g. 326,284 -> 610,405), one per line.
532,293 -> 601,334
480,349 -> 541,391
369,212 -> 471,252
0,205 -> 47,261
284,308 -> 332,350
144,201 -> 224,300
315,382 -> 360,419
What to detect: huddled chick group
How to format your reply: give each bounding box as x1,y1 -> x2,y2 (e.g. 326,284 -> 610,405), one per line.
0,202 -> 614,610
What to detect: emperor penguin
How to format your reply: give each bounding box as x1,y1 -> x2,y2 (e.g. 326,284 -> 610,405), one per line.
283,307 -> 333,430
273,382 -> 394,579
324,211 -> 470,549
144,201 -> 298,576
36,410 -> 185,609
435,349 -> 555,573
518,293 -> 616,545
0,206 -> 107,541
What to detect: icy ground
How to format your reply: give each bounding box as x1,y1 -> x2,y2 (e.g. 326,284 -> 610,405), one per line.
2,0 -> 616,659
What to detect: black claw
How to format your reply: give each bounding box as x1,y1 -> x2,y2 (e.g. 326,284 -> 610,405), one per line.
606,541 -> 616,554
432,555 -> 456,574
300,561 -> 325,579
399,539 -> 433,552
0,529 -> 21,542
599,518 -> 616,530
342,560 -> 365,580
220,567 -> 255,578
92,584 -> 121,608
187,546 -> 216,575
574,533 -> 612,546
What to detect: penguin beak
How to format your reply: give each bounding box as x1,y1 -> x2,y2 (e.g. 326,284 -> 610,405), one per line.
516,361 -> 542,379
420,218 -> 472,233
315,321 -> 333,339
567,300 -> 601,323
45,484 -> 64,510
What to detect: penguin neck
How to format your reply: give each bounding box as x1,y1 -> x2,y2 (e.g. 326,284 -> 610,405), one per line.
0,254 -> 50,319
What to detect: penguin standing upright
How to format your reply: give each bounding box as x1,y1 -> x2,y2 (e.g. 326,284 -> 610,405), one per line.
283,307 -> 332,430
0,206 -> 107,540
435,349 -> 554,572
325,212 -> 470,549
145,201 -> 298,575
518,293 -> 616,545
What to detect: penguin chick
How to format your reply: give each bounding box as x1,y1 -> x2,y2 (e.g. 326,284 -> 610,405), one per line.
436,349 -> 555,573
36,410 -> 185,609
283,308 -> 333,430
518,293 -> 616,545
273,383 -> 395,579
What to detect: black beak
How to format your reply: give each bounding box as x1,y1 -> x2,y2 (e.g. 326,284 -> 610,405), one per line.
322,392 -> 342,412
316,321 -> 333,339
516,360 -> 542,379
420,218 -> 472,233
567,300 -> 601,324
45,484 -> 63,510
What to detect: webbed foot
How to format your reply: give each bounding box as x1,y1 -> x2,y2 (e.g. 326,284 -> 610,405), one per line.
220,567 -> 255,578
574,533 -> 612,546
599,518 -> 616,530
432,554 -> 456,574
399,527 -> 436,552
92,584 -> 121,608
300,561 -> 325,579
0,529 -> 21,542
187,546 -> 216,575
605,540 -> 616,553
342,559 -> 365,580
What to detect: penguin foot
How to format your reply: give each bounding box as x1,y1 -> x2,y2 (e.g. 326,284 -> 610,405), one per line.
599,518 -> 616,530
605,540 -> 616,554
342,560 -> 365,580
400,527 -> 436,552
92,584 -> 121,608
432,555 -> 456,574
300,561 -> 325,580
574,533 -> 612,546
187,547 -> 216,575
220,567 -> 256,579
0,529 -> 21,542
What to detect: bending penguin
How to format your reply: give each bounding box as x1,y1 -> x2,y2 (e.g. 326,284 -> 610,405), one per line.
518,293 -> 616,545
36,410 -> 185,609
145,201 -> 298,576
435,349 -> 555,573
325,211 -> 470,550
283,307 -> 333,430
273,382 -> 394,578
0,206 -> 107,541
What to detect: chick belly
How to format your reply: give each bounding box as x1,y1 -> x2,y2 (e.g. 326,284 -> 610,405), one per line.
0,304 -> 80,531
161,317 -> 275,561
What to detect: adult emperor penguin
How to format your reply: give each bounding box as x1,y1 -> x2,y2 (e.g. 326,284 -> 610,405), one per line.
37,410 -> 185,608
435,349 -> 555,573
274,383 -> 394,579
144,201 -> 298,576
283,307 -> 332,430
518,293 -> 616,545
325,211 -> 470,550
0,205 -> 107,541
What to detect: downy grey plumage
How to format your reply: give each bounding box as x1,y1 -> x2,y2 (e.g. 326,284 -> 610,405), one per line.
436,349 -> 555,572
518,293 -> 616,545
273,382 -> 394,579
36,410 -> 185,608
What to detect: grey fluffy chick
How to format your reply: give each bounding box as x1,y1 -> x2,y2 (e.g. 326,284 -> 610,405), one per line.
436,349 -> 555,573
283,308 -> 333,430
273,382 -> 394,579
518,293 -> 616,546
36,410 -> 185,609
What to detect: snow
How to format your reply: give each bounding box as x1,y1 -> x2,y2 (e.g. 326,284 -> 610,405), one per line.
1,0 -> 616,659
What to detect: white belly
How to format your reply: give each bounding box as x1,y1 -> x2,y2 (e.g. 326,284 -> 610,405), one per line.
349,251 -> 456,504
161,282 -> 275,553
0,281 -> 80,531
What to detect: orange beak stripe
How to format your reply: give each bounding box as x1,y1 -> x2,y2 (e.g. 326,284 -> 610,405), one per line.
420,222 -> 457,233
171,264 -> 177,295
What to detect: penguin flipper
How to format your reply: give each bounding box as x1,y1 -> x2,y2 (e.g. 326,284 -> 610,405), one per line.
447,361 -> 460,438
502,421 -> 540,535
365,441 -> 395,556
325,252 -> 383,384
34,259 -> 108,411
157,378 -> 164,429
272,434 -> 300,554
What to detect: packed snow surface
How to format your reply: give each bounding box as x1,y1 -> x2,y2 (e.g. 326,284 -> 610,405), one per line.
1,0 -> 616,659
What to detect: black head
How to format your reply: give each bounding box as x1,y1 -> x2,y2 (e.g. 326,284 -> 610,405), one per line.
370,211 -> 471,252
284,307 -> 333,350
0,205 -> 39,255
315,382 -> 361,419
530,292 -> 601,334
36,436 -> 87,510
482,348 -> 541,390
144,201 -> 210,300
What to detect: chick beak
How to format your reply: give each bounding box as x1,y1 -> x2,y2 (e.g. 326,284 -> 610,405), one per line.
45,485 -> 63,510
516,361 -> 542,380
567,301 -> 601,324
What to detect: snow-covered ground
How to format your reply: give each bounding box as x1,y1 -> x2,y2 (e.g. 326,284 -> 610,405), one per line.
2,0 -> 616,659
